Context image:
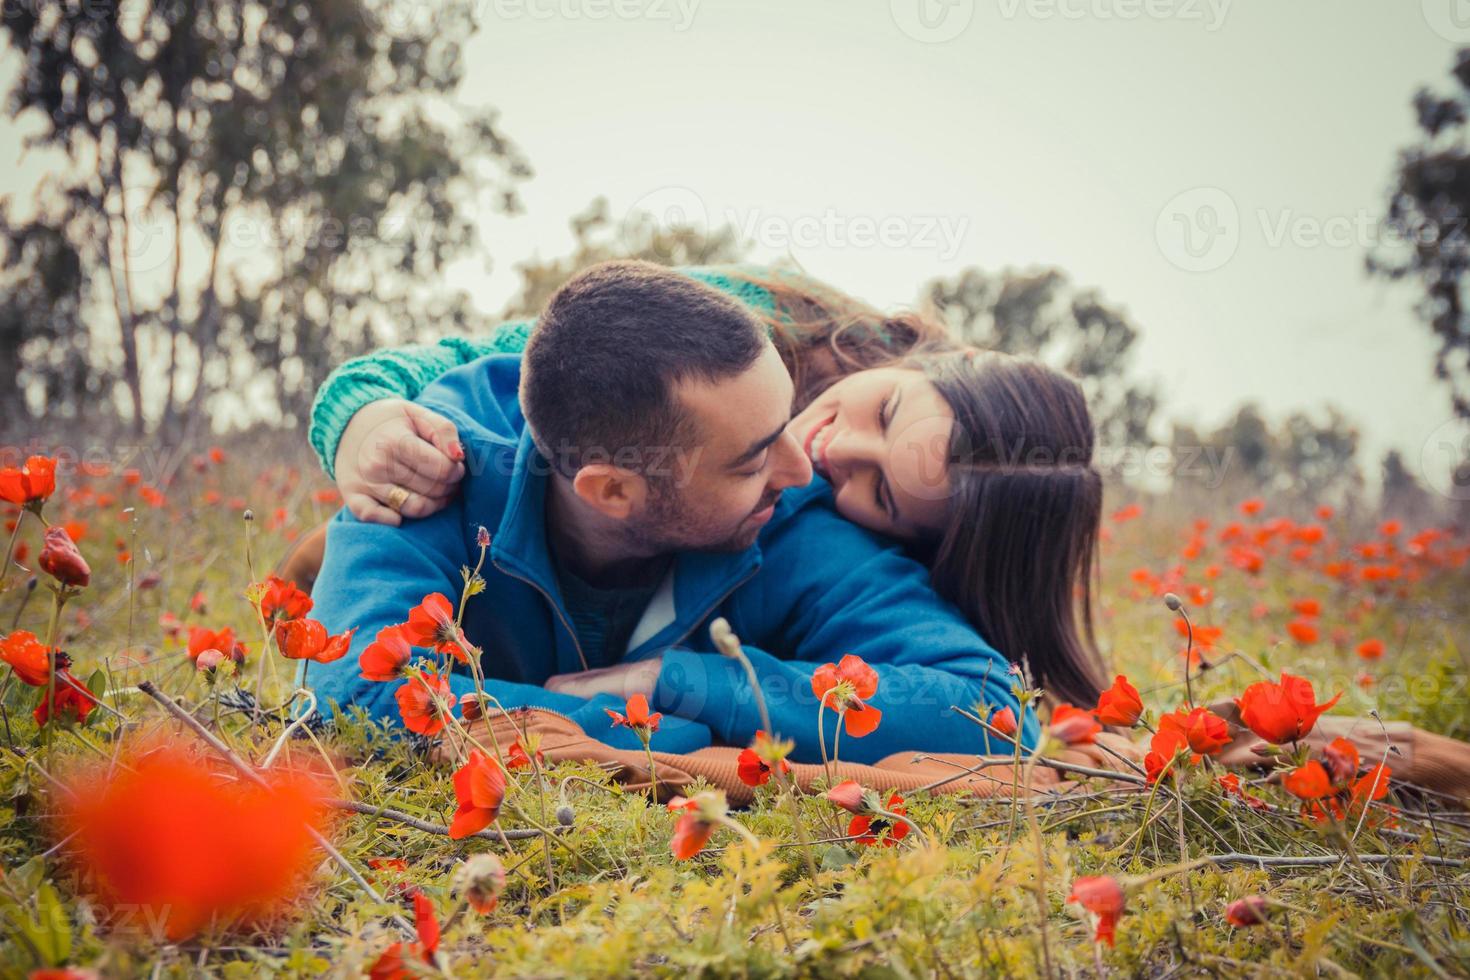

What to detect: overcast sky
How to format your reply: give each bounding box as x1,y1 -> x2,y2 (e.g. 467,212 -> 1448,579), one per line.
440,0 -> 1468,497
3,1 -> 1467,497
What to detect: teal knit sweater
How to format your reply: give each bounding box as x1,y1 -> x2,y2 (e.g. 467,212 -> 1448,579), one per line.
307,267 -> 781,477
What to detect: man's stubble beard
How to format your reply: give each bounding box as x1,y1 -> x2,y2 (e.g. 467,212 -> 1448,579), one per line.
625,479 -> 764,555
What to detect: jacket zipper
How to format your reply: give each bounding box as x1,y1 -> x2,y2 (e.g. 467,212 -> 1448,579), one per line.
657,566 -> 759,654
491,557 -> 591,673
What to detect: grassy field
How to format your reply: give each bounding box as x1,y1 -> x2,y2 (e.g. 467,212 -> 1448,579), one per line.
1,446 -> 1468,978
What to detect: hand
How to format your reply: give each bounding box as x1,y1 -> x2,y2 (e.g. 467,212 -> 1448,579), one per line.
333,399 -> 466,525
1054,731 -> 1145,774
544,656 -> 664,702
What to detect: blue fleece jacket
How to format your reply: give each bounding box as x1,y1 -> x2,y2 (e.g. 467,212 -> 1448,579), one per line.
307,354 -> 1036,762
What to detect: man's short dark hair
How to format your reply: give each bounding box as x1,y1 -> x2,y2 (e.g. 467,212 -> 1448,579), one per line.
521,260 -> 768,480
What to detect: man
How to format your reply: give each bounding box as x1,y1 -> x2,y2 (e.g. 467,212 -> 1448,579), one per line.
308,260 -> 1032,761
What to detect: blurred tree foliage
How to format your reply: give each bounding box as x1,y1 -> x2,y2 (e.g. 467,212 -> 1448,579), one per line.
1372,48 -> 1470,421
0,0 -> 528,436
498,197 -> 745,319
921,266 -> 1159,448
1169,403 -> 1364,510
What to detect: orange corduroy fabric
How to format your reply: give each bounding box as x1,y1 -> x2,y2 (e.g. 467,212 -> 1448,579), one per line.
444,708 -> 1069,807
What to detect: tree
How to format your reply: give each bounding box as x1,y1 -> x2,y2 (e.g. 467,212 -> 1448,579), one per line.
0,0 -> 529,437
1371,48 -> 1470,420
1168,403 -> 1364,511
498,198 -> 745,320
1380,449 -> 1437,524
922,267 -> 1159,448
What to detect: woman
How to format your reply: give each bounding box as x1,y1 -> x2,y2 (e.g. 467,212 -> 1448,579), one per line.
304,264 -> 1111,709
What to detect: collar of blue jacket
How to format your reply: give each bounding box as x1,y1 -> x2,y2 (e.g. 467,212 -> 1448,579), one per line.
306,354 -> 1037,763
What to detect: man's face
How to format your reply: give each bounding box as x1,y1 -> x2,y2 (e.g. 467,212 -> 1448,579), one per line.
628,343 -> 813,553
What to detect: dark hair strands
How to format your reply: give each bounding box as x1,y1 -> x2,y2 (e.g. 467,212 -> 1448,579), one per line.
726,266 -> 1110,708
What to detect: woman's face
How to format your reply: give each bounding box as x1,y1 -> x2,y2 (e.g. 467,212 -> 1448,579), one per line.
788,366 -> 954,540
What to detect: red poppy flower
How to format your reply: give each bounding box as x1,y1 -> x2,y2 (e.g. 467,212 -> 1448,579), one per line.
1144,749 -> 1172,785
403,593 -> 471,661
369,890 -> 440,978
826,779 -> 868,814
1,630 -> 52,686
667,795 -> 720,860
1282,760 -> 1333,800
258,574 -> 313,624
1290,598 -> 1321,617
34,670 -> 98,726
0,455 -> 57,507
359,625 -> 413,682
848,792 -> 908,846
506,738 -> 544,771
57,743 -> 329,941
811,654 -> 883,737
1286,619 -> 1319,645
275,618 -> 356,664
1067,875 -> 1126,946
736,730 -> 792,787
1225,895 -> 1269,927
39,526 -> 90,588
187,626 -> 245,664
1235,672 -> 1341,744
1049,704 -> 1101,745
1094,675 -> 1143,727
1322,736 -> 1360,786
989,705 -> 1018,738
1355,638 -> 1384,661
395,674 -> 454,736
449,750 -> 506,839
1157,706 -> 1230,756
1350,763 -> 1392,808
605,692 -> 662,736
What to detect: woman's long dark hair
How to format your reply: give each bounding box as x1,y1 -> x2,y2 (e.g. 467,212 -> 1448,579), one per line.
728,266 -> 1109,708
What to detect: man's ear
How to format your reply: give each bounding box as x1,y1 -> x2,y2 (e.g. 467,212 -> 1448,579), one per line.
571,464 -> 648,520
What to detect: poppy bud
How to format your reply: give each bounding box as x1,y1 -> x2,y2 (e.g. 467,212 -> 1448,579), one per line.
1224,895 -> 1269,927
39,526 -> 90,588
453,853 -> 506,914
556,804 -> 576,826
1163,592 -> 1183,612
195,648 -> 228,677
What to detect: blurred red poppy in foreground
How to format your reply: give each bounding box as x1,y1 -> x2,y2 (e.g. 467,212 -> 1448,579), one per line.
369,890 -> 440,979
56,743 -> 330,941
1067,875 -> 1126,946
1049,704 -> 1101,745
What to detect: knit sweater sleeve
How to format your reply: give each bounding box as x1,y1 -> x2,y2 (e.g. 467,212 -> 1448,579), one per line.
307,320 -> 534,477
307,270 -> 782,478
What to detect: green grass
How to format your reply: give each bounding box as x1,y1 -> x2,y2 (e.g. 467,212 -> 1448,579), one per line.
1,452 -> 1468,977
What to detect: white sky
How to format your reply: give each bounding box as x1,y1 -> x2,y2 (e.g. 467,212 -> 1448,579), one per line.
5,0 -> 1469,495
443,0 -> 1470,496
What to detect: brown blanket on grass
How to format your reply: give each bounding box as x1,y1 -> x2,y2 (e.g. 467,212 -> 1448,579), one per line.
447,707 -> 1470,807
442,708 -> 1070,807
280,529 -> 1470,805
